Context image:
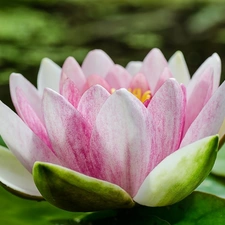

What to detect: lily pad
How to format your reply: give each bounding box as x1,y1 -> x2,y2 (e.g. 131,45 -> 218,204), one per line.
197,174 -> 225,198
109,192 -> 225,225
0,136 -> 7,148
1,185 -> 225,224
212,143 -> 225,176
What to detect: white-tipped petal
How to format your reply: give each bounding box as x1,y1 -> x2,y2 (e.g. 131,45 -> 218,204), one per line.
187,53 -> 221,99
0,145 -> 42,199
82,49 -> 114,77
125,61 -> 143,76
168,51 -> 190,85
37,58 -> 61,93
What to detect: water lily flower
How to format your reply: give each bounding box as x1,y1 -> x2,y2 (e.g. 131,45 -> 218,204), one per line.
0,49 -> 225,212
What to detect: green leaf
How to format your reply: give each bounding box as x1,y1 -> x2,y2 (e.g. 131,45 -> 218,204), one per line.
121,192 -> 225,225
81,192 -> 225,225
33,162 -> 135,212
212,143 -> 225,176
0,136 -> 7,148
197,174 -> 225,198
0,185 -> 80,225
1,184 -> 225,224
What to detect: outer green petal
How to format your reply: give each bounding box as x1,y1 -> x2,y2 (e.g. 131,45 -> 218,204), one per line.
33,162 -> 135,212
0,145 -> 43,200
134,135 -> 218,206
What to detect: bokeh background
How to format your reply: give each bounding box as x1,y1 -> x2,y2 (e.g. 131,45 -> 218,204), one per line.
1,0 -> 225,108
1,0 -> 225,224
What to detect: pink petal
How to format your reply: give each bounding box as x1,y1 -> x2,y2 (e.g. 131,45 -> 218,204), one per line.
82,49 -> 114,77
37,58 -> 61,94
16,87 -> 51,148
77,85 -> 110,128
0,101 -> 60,172
105,64 -> 131,89
126,61 -> 142,76
89,89 -> 151,197
183,67 -> 213,135
219,118 -> 225,140
181,80 -> 225,147
42,89 -> 92,174
61,79 -> 81,108
129,73 -> 150,93
140,48 -> 168,93
147,78 -> 185,172
187,53 -> 221,99
10,73 -> 43,123
83,74 -> 111,92
60,57 -> 86,93
154,67 -> 173,94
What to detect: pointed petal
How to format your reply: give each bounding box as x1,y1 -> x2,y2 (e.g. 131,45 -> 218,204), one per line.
0,101 -> 60,172
183,68 -> 213,135
134,135 -> 218,206
33,162 -> 135,212
154,67 -> 173,94
43,89 -> 92,174
61,79 -> 81,108
105,64 -> 131,89
10,73 -> 43,122
147,79 -> 185,172
0,146 -> 42,199
125,61 -> 142,76
181,81 -> 225,147
84,74 -> 111,92
15,87 -> 51,148
77,85 -> 110,128
82,49 -> 114,77
37,58 -> 61,94
187,53 -> 221,98
60,57 -> 86,93
89,89 -> 151,196
129,73 -> 150,93
140,48 -> 168,93
168,51 -> 190,85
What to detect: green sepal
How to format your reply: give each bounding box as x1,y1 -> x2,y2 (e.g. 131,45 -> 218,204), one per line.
134,135 -> 219,206
33,162 -> 135,212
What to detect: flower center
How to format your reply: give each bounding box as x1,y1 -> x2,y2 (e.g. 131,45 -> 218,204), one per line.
111,88 -> 151,103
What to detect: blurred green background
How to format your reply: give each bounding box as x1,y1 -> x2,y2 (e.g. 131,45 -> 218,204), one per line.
1,0 -> 225,223
1,0 -> 225,108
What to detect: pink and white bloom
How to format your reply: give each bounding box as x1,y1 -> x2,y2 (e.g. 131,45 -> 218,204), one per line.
0,49 -> 224,211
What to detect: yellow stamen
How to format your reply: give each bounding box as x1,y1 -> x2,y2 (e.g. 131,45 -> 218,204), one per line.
141,90 -> 151,103
132,88 -> 142,100
111,88 -> 116,93
111,88 -> 151,103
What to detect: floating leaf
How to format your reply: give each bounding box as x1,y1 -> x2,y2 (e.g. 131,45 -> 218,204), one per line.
0,136 -> 7,148
197,174 -> 225,198
212,144 -> 225,176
